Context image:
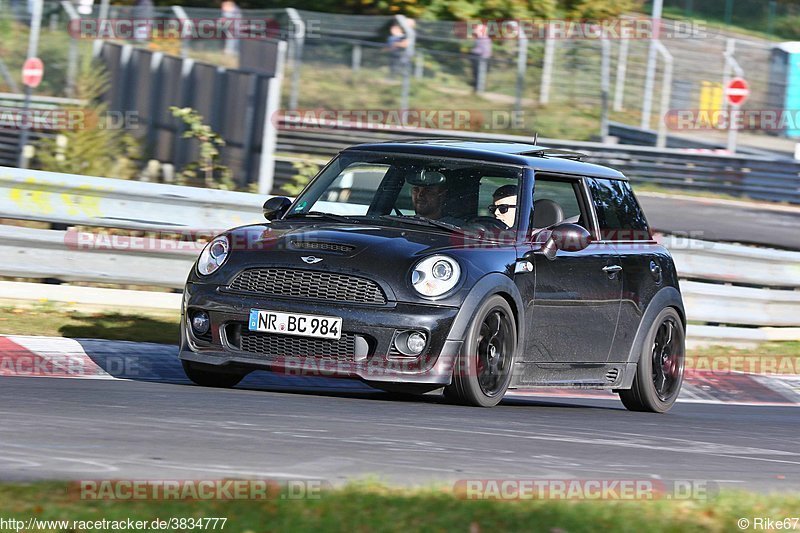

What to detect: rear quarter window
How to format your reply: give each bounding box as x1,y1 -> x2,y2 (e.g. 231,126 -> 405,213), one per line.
588,178 -> 651,241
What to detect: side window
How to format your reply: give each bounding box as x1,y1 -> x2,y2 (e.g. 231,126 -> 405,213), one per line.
588,178 -> 651,241
530,177 -> 587,230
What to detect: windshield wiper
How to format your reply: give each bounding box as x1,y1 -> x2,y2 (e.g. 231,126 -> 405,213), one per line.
285,211 -> 360,224
379,214 -> 464,233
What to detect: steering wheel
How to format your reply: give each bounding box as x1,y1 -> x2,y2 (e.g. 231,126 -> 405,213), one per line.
466,216 -> 509,232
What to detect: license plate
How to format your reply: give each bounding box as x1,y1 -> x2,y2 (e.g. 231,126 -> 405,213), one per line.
248,309 -> 342,340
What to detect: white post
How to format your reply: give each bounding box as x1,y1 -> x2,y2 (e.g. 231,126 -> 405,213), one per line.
286,8 -> 305,112
613,39 -> 629,112
515,27 -> 528,114
540,23 -> 555,105
655,41 -> 673,149
171,6 -> 192,58
641,0 -> 663,129
723,39 -> 744,154
60,1 -> 79,97
258,41 -> 287,195
17,0 -> 43,168
600,36 -> 610,142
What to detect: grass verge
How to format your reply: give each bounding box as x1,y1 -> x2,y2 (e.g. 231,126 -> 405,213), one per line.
0,303 -> 179,345
0,481 -> 799,533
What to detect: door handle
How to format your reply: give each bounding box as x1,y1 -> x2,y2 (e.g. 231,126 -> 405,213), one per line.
602,265 -> 623,274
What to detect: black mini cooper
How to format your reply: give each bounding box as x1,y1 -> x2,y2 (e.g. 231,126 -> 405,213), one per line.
180,140 -> 685,412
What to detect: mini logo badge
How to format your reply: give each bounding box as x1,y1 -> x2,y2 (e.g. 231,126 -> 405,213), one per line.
301,256 -> 323,264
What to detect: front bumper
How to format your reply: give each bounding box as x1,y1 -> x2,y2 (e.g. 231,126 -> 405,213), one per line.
179,282 -> 463,385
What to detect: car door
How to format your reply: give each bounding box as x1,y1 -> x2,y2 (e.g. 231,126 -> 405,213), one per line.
586,177 -> 660,363
516,174 -> 623,365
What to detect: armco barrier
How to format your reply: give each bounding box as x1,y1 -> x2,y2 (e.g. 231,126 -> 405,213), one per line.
1,166 -> 799,346
0,166 -> 266,231
274,121 -> 800,204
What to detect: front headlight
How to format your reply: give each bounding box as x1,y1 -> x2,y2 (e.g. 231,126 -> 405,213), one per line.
411,255 -> 461,297
197,235 -> 230,276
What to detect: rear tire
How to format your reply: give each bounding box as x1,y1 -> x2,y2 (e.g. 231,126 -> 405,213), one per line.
444,295 -> 517,407
182,360 -> 247,388
619,308 -> 685,413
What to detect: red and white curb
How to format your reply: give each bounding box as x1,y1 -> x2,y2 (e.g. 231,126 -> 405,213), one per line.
1,335 -> 799,406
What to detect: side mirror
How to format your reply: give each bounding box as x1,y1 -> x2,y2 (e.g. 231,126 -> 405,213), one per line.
541,223 -> 591,260
263,196 -> 292,221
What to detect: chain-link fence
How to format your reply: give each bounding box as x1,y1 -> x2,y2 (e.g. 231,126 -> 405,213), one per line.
0,3 -> 792,147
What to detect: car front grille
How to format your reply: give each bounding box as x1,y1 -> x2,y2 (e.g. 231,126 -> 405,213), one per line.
228,268 -> 387,304
239,330 -> 357,361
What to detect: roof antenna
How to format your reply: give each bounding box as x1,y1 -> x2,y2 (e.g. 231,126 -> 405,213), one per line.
533,131 -> 538,145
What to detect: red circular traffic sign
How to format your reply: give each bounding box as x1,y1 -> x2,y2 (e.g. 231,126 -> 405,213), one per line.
725,77 -> 749,106
22,57 -> 44,88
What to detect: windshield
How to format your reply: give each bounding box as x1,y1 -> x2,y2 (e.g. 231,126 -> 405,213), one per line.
289,152 -> 523,234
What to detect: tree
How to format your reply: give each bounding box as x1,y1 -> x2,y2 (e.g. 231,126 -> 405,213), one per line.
36,58 -> 139,179
562,0 -> 643,19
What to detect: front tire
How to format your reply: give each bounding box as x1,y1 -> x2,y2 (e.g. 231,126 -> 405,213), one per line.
182,360 -> 247,388
445,295 -> 517,407
619,308 -> 685,413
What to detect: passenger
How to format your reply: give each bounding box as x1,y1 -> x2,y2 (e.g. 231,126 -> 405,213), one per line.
489,184 -> 518,228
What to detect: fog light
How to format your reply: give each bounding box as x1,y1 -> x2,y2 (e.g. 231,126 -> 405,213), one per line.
393,331 -> 428,357
191,311 -> 210,336
406,332 -> 426,354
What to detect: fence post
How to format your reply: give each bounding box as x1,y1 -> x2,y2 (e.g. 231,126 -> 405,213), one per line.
352,43 -> 362,73
414,52 -> 423,79
171,6 -> 192,59
641,0 -> 663,129
515,28 -> 528,114
613,39 -> 629,111
655,41 -> 673,149
286,8 -> 305,112
600,36 -> 610,143
476,58 -> 488,93
723,39 -> 744,154
258,41 -> 287,195
17,0 -> 43,168
60,1 -> 79,98
540,23 -> 555,105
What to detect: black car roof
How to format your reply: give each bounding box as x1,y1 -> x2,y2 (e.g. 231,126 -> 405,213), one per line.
343,139 -> 628,181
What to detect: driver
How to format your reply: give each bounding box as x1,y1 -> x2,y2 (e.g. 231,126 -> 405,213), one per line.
489,185 -> 518,228
408,170 -> 464,225
411,183 -> 447,220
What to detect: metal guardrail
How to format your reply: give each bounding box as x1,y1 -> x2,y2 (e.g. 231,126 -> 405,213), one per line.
1,166 -> 799,345
0,166 -> 265,231
274,122 -> 800,204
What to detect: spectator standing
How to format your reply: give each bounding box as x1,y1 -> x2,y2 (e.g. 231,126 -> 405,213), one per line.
385,23 -> 409,78
469,22 -> 491,92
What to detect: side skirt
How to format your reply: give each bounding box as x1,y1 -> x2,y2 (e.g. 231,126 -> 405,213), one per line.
509,362 -> 637,390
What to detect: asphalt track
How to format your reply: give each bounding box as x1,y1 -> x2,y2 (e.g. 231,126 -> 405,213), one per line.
1,372 -> 799,492
637,193 -> 800,250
